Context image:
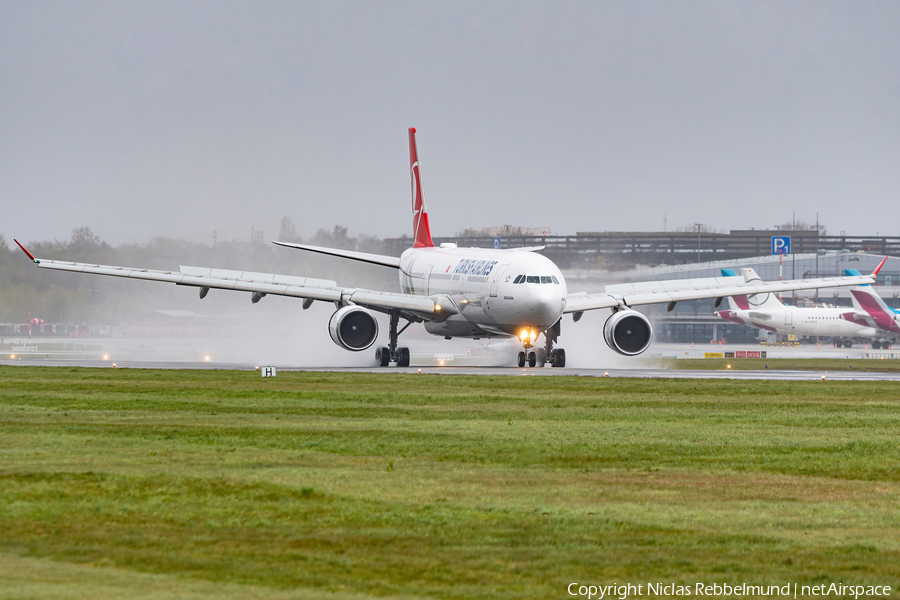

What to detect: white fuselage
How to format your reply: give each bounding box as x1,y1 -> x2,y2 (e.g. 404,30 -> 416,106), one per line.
399,246 -> 567,338
718,306 -> 879,340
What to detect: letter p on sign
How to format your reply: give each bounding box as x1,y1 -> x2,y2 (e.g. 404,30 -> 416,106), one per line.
771,236 -> 791,255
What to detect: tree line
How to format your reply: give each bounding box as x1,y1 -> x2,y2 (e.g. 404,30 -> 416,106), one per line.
0,221 -> 390,324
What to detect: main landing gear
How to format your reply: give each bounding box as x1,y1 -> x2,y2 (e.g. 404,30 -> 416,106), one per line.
517,320 -> 566,368
375,310 -> 412,367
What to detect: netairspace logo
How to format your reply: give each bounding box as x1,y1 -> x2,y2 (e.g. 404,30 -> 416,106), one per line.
567,582 -> 893,599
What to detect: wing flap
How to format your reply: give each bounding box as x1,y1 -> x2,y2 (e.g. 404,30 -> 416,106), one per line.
349,289 -> 437,312
564,294 -> 619,313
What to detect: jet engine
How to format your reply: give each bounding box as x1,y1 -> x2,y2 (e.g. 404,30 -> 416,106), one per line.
603,309 -> 653,356
328,306 -> 379,351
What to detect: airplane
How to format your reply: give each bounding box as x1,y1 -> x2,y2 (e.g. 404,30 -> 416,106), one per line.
715,266 -> 894,348
839,268 -> 900,348
13,128 -> 880,367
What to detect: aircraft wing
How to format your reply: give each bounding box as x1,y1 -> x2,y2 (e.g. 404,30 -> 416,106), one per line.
13,241 -> 446,317
564,273 -> 877,314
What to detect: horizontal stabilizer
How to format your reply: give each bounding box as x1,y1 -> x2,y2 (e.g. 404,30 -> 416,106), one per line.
507,246 -> 546,252
747,311 -> 772,320
272,241 -> 401,268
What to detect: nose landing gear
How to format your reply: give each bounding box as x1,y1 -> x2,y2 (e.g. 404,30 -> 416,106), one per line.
516,320 -> 565,368
516,350 -> 541,367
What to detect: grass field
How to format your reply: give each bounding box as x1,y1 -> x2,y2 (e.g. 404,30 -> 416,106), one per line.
1,366 -> 899,599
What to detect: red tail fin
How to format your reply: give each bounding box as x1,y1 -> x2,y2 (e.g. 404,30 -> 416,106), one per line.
409,128 -> 434,248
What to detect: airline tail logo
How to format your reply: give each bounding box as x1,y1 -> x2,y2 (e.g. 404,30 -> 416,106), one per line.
718,269 -> 751,310
409,128 -> 434,248
850,288 -> 900,334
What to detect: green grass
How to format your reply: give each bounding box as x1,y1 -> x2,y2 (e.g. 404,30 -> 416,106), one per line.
1,366 -> 899,598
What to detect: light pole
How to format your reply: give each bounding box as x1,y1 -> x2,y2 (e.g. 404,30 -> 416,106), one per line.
815,211 -> 820,302
696,223 -> 701,267
791,212 -> 795,287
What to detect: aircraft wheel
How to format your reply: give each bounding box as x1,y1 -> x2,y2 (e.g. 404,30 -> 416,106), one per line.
528,352 -> 537,367
376,346 -> 391,367
553,348 -> 566,368
845,340 -> 854,348
517,352 -> 526,368
397,347 -> 411,367
872,341 -> 882,350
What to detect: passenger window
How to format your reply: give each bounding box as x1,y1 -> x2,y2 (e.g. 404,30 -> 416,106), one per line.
526,276 -> 540,284
551,276 -> 559,284
541,276 -> 552,284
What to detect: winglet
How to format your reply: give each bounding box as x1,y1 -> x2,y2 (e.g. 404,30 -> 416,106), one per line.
872,256 -> 888,277
13,239 -> 38,262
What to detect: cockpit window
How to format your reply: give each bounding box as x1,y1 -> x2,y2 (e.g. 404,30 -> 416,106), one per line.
526,276 -> 540,284
513,275 -> 525,284
540,276 -> 553,284
551,276 -> 560,284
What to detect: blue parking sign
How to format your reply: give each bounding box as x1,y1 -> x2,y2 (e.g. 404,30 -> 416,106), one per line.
771,236 -> 791,255
493,237 -> 502,249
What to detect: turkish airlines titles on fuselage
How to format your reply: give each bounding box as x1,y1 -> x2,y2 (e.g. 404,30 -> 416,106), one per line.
399,247 -> 567,336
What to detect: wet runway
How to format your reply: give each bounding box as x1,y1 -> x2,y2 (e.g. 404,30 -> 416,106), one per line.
5,356 -> 900,381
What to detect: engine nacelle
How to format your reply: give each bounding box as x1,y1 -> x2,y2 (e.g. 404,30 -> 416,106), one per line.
603,309 -> 653,356
328,306 -> 379,351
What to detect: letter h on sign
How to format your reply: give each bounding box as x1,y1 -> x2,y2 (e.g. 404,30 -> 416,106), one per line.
262,367 -> 276,378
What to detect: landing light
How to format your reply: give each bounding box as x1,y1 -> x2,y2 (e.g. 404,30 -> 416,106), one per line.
435,304 -> 442,311
518,328 -> 538,344
10,354 -> 16,359
103,355 -> 109,360
204,356 -> 211,362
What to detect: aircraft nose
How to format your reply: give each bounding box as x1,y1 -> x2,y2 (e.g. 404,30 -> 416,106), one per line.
530,285 -> 565,328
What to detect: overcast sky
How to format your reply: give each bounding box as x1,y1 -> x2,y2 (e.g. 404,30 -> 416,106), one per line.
2,1 -> 899,247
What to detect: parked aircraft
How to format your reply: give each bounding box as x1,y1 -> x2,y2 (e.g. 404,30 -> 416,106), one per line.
715,266 -> 893,348
14,129 -> 879,367
839,269 -> 900,348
